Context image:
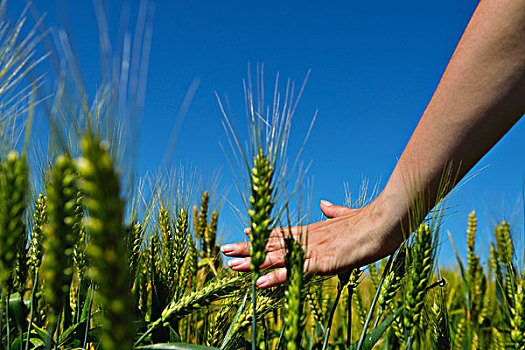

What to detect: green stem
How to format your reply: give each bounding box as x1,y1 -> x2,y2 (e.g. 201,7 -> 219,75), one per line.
275,323 -> 286,350
346,288 -> 353,347
322,284 -> 343,350
82,283 -> 94,349
356,254 -> 394,350
6,294 -> 10,350
134,319 -> 162,347
406,334 -> 414,350
53,311 -> 62,350
18,295 -> 23,350
252,274 -> 257,350
372,312 -> 382,330
0,292 -> 4,350
75,280 -> 82,324
25,269 -> 39,350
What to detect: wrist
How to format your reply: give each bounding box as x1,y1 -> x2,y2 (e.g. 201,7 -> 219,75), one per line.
369,190 -> 410,254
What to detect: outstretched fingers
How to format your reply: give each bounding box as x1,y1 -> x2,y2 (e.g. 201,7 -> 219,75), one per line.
255,268 -> 287,288
224,225 -> 306,257
256,259 -> 316,289
221,241 -> 251,256
227,250 -> 287,272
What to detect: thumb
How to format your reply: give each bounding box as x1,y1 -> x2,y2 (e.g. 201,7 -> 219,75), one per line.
320,200 -> 354,218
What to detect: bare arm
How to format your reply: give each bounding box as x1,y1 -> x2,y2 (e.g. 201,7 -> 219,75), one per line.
379,0 -> 525,248
222,0 -> 525,288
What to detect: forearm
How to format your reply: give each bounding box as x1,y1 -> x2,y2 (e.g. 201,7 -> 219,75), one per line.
377,0 -> 525,243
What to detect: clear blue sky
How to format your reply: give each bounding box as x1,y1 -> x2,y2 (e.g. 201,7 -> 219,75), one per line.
8,0 -> 524,267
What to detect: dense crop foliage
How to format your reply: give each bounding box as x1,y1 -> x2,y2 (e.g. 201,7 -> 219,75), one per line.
0,3 -> 524,349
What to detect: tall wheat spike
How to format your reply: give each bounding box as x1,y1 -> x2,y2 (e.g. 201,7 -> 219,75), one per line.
180,231 -> 198,293
159,205 -> 174,281
453,317 -> 466,350
404,223 -> 436,344
490,242 -> 504,298
368,262 -> 379,291
208,296 -> 239,347
248,149 -> 274,278
28,194 -> 47,276
76,136 -> 134,350
14,213 -> 28,297
247,148 -> 275,349
466,211 -> 478,283
44,154 -> 79,330
205,210 -> 219,259
196,191 -> 209,247
173,208 -> 189,299
431,289 -> 450,350
378,249 -> 406,314
306,281 -> 326,328
222,290 -> 283,350
492,328 -> 505,350
129,221 -> 144,281
353,287 -> 367,328
138,254 -> 150,318
0,151 -> 28,292
70,183 -> 85,325
498,221 -> 517,310
161,275 -> 243,322
511,277 -> 525,348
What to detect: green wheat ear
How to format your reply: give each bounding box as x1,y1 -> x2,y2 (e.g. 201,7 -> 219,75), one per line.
378,249 -> 406,314
76,136 -> 134,350
0,151 -> 28,292
404,223 -> 436,342
180,230 -> 198,293
173,208 -> 189,299
511,274 -> 525,347
72,190 -> 87,283
159,205 -> 174,277
43,154 -> 78,328
204,210 -> 219,259
248,148 -> 275,278
466,211 -> 479,284
430,288 -> 451,350
129,221 -> 144,281
28,194 -> 47,277
196,191 -> 209,244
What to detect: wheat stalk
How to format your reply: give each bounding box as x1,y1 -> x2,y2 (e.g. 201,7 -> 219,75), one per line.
284,235 -> 305,350
173,208 -> 189,299
430,289 -> 450,350
76,136 -> 134,350
452,317 -> 466,350
0,151 -> 28,292
161,275 -> 244,322
404,223 -> 436,344
222,289 -> 283,350
511,278 -> 525,348
204,210 -> 219,259
28,193 -> 47,277
43,154 -> 77,330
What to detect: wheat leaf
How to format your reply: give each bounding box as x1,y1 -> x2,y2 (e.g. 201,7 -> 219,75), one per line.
347,305 -> 403,350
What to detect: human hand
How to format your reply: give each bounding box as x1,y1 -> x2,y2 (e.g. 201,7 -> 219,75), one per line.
221,197 -> 404,288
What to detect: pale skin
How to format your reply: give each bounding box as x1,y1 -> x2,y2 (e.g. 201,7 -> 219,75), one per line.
221,0 -> 525,288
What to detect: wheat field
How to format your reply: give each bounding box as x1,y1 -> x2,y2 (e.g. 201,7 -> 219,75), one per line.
0,2 -> 524,350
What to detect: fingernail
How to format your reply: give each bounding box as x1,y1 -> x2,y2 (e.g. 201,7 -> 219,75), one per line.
321,200 -> 333,207
256,275 -> 269,287
228,258 -> 245,268
221,244 -> 235,254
